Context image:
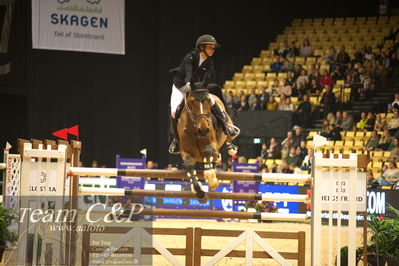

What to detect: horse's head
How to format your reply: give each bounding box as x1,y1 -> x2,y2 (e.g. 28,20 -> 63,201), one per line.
185,91 -> 213,138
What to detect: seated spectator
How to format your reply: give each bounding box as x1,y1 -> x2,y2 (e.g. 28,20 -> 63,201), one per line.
331,65 -> 344,81
363,130 -> 381,151
319,70 -> 333,89
278,80 -> 292,97
327,124 -> 342,141
367,170 -> 380,188
296,140 -> 308,161
287,41 -> 300,58
301,149 -> 314,172
281,140 -> 291,158
344,73 -> 354,88
266,137 -> 281,159
278,160 -> 292,173
309,69 -> 321,84
258,87 -> 270,108
249,96 -> 261,111
339,111 -> 354,131
285,147 -> 302,167
294,94 -> 312,128
326,112 -> 336,126
318,86 -> 336,118
324,47 -> 337,69
334,111 -> 343,127
297,79 -> 309,98
389,138 -> 399,162
237,89 -> 245,102
359,72 -> 373,100
309,79 -> 321,95
289,163 -> 303,174
296,69 -> 309,88
266,95 -> 278,111
281,58 -> 294,72
364,112 -> 375,131
374,114 -> 387,132
292,127 -> 305,148
260,143 -> 268,159
281,131 -> 294,146
267,79 -> 281,97
356,112 -> 368,131
320,119 -> 330,137
247,88 -> 258,106
379,161 -> 399,185
344,62 -> 355,76
225,93 -> 238,111
275,41 -> 289,57
389,93 -> 399,111
377,129 -> 393,150
270,56 -> 283,72
237,94 -> 249,112
278,97 -> 295,111
300,39 -> 313,57
336,46 -> 350,65
387,111 -> 399,136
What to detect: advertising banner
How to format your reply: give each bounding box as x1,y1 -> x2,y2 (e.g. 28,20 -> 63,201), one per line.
116,155 -> 145,190
32,0 -> 125,54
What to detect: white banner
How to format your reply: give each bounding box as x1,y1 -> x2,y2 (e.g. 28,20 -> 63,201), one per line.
32,0 -> 125,54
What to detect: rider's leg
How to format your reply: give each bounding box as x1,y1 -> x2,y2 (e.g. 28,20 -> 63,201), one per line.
209,95 -> 240,139
169,85 -> 185,154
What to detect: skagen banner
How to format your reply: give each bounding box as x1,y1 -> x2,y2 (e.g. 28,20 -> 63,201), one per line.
32,0 -> 125,54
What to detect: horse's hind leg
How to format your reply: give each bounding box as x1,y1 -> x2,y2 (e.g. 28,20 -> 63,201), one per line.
182,152 -> 208,203
203,145 -> 219,190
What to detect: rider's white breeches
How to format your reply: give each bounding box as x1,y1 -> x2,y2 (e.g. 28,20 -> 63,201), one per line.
170,84 -> 215,118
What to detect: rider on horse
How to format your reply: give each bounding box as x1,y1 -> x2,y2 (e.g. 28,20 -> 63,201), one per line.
168,34 -> 240,154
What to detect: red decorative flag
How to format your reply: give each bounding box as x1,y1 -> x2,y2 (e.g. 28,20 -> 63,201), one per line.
68,125 -> 79,137
52,128 -> 68,140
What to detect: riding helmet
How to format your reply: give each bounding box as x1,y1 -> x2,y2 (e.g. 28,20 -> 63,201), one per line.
195,34 -> 220,51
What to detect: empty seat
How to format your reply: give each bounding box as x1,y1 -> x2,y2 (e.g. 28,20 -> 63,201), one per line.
233,73 -> 244,81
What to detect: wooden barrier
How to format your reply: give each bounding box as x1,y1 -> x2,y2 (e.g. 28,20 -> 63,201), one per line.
79,187 -> 309,202
139,208 -> 308,222
81,226 -> 306,266
69,167 -> 311,183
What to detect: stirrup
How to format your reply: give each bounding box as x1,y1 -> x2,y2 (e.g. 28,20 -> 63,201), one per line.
168,139 -> 180,154
225,124 -> 240,139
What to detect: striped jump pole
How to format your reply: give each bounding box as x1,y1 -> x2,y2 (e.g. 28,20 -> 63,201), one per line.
69,167 -> 311,183
138,208 -> 308,222
79,187 -> 309,202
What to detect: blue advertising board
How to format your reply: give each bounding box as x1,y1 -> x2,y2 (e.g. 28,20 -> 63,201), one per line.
232,162 -> 259,211
115,155 -> 146,189
258,184 -> 299,214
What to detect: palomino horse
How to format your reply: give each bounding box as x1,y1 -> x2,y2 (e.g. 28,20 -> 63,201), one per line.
177,86 -> 237,203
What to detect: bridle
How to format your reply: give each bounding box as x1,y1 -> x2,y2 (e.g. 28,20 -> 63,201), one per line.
182,89 -> 211,134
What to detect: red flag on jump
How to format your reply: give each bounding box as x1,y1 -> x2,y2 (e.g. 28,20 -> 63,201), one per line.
68,125 -> 79,138
52,128 -> 68,140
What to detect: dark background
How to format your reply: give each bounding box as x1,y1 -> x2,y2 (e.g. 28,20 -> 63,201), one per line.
0,0 -> 379,167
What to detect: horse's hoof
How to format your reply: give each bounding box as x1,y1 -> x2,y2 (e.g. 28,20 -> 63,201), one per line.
227,145 -> 238,156
197,193 -> 208,203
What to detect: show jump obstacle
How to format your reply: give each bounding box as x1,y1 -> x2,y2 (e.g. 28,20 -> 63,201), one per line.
1,139 -> 368,266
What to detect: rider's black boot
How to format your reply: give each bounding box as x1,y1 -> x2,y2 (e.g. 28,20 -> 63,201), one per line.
168,116 -> 180,154
211,103 -> 240,139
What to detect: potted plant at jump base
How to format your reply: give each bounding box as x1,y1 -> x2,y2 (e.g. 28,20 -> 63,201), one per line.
0,202 -> 16,262
340,204 -> 399,266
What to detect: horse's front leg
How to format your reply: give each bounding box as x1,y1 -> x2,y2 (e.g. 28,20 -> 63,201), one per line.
226,136 -> 238,156
203,144 -> 219,190
182,152 -> 208,203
